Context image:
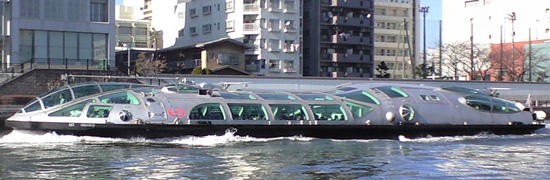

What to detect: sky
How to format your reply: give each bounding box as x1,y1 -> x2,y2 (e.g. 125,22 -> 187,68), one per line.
421,0 -> 443,49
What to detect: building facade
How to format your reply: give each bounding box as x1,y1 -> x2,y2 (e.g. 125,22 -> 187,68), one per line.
374,0 -> 417,79
443,0 -> 550,45
1,0 -> 116,70
302,0 -> 375,78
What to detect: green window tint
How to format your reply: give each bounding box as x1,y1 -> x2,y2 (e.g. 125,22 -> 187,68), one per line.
131,85 -> 154,88
257,93 -> 297,100
228,103 -> 267,120
491,98 -> 520,113
86,105 -> 112,118
296,94 -> 334,101
73,85 -> 101,99
23,100 -> 42,113
464,95 -> 492,111
376,86 -> 408,98
310,104 -> 348,121
430,95 -> 441,101
270,104 -> 308,120
220,92 -> 257,100
49,99 -> 95,117
41,89 -> 73,108
99,92 -> 140,104
335,91 -> 380,105
100,84 -> 131,92
343,100 -> 373,119
420,95 -> 430,101
167,85 -> 199,93
327,87 -> 357,94
189,103 -> 226,120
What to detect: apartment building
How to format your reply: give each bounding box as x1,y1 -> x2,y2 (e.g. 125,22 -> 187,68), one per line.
166,0 -> 302,77
2,0 -> 115,70
302,0 -> 375,78
374,0 -> 417,79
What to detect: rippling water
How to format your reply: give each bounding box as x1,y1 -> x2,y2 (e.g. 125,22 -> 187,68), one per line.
1,129 -> 550,179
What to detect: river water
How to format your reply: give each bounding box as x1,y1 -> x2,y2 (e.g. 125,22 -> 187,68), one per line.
1,128 -> 550,179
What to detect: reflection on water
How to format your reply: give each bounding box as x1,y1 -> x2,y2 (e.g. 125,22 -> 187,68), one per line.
1,130 -> 550,179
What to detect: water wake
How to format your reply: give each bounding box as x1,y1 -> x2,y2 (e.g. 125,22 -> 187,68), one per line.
0,130 -> 314,147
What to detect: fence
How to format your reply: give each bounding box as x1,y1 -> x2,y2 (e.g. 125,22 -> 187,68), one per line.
0,58 -> 110,82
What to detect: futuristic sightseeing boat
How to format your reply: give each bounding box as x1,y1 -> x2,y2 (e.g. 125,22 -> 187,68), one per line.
5,81 -> 545,139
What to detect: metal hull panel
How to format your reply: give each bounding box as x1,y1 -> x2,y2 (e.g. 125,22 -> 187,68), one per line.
5,121 -> 544,139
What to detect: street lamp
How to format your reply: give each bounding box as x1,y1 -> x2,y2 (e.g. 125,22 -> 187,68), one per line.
419,5 -> 429,78
470,18 -> 474,80
127,35 -> 135,76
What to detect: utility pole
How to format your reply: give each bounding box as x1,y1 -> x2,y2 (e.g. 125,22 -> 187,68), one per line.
529,28 -> 532,82
507,12 -> 516,80
500,25 -> 503,81
470,18 -> 474,80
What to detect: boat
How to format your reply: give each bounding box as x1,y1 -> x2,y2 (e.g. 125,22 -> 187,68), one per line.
4,81 -> 545,139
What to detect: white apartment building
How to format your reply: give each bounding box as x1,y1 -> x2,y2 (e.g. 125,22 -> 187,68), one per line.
374,0 -> 418,79
169,0 -> 301,77
115,5 -> 154,50
443,0 -> 550,44
2,0 -> 116,70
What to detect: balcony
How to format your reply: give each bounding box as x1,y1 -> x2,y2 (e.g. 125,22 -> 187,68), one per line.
283,68 -> 297,73
243,22 -> 260,33
244,3 -> 260,13
331,34 -> 371,45
331,53 -> 370,63
183,59 -> 202,69
332,16 -> 372,28
331,0 -> 372,9
245,64 -> 260,72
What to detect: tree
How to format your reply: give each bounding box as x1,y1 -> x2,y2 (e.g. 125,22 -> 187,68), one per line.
375,61 -> 390,78
135,53 -> 167,75
489,44 -> 550,82
439,41 -> 492,80
414,63 -> 435,79
192,67 -> 212,75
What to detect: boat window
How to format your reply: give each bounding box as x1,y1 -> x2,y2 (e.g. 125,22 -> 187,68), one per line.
49,99 -> 95,117
189,103 -> 226,120
220,92 -> 257,100
491,98 -> 521,113
342,100 -> 373,119
310,104 -> 347,121
131,84 -> 154,88
41,89 -> 73,108
430,95 -> 441,101
99,92 -> 140,104
334,91 -> 380,105
270,104 -> 308,120
327,87 -> 357,94
166,86 -> 199,93
228,103 -> 267,120
296,94 -> 334,101
375,86 -> 408,98
87,105 -> 112,118
420,95 -> 430,101
100,84 -> 131,92
72,85 -> 101,99
23,99 -> 42,113
257,93 -> 297,100
464,95 -> 492,111
441,86 -> 485,95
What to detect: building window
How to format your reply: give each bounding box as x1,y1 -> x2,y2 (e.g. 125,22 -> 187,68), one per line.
284,20 -> 295,31
284,60 -> 294,69
178,28 -> 184,37
136,28 -> 148,36
284,0 -> 295,11
284,40 -> 295,52
268,0 -> 281,10
269,19 -> 280,31
118,27 -> 132,35
21,0 -> 41,19
203,24 -> 212,34
190,8 -> 197,17
203,5 -> 212,14
178,12 -> 184,18
44,0 -> 64,20
268,39 -> 280,51
217,53 -> 239,65
190,27 -> 197,35
226,1 -> 234,12
68,0 -> 86,22
226,20 -> 235,32
269,59 -> 280,69
91,0 -> 108,22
